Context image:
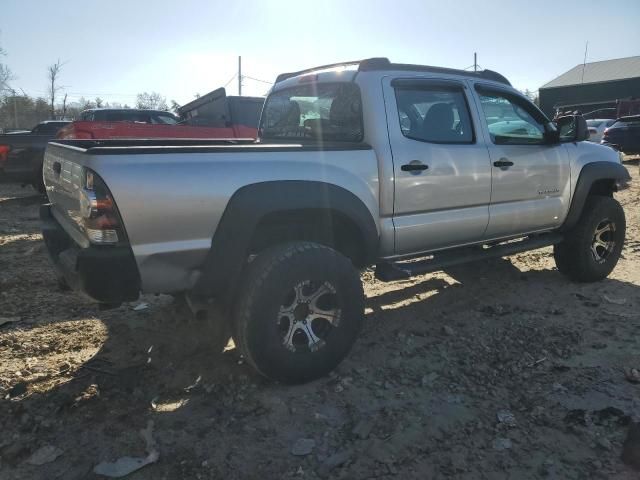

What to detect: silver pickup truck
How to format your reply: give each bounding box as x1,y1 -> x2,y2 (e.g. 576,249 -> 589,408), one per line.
40,58 -> 631,383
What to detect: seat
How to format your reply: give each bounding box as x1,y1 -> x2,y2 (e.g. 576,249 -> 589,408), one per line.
328,94 -> 362,140
278,101 -> 301,128
421,102 -> 458,142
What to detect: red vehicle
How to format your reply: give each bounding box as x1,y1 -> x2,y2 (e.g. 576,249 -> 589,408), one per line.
57,88 -> 263,140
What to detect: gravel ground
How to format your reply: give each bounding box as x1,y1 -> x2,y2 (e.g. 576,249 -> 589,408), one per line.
0,160 -> 639,479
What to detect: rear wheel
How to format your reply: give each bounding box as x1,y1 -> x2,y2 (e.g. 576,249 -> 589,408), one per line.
554,196 -> 625,282
233,242 -> 364,383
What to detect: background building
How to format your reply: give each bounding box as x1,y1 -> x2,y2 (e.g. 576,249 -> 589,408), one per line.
539,56 -> 640,118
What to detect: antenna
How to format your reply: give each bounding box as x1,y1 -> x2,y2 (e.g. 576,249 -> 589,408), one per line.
581,41 -> 589,84
463,53 -> 482,72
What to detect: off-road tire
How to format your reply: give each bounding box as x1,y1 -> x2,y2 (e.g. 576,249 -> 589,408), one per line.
554,195 -> 625,282
232,242 -> 364,384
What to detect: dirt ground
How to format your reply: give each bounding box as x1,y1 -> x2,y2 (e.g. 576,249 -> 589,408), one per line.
1,160 -> 639,480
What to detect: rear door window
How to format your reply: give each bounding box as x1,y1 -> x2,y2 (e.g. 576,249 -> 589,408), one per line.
393,81 -> 474,144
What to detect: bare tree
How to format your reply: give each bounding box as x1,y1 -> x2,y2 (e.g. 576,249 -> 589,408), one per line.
136,91 -> 168,110
62,93 -> 68,118
47,59 -> 64,119
0,42 -> 14,95
170,99 -> 181,114
95,97 -> 104,108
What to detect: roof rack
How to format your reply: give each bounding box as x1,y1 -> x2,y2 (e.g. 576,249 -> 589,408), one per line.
275,60 -> 364,83
275,57 -> 511,86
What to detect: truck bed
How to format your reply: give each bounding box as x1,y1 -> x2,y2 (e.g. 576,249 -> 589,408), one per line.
42,139 -> 378,294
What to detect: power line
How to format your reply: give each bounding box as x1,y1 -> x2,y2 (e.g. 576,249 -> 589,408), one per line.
242,75 -> 273,85
22,89 -> 140,98
223,73 -> 237,89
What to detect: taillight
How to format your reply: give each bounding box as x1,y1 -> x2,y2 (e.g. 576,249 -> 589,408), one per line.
0,144 -> 10,168
78,169 -> 125,244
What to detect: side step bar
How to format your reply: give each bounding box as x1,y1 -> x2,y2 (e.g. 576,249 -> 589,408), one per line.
375,233 -> 563,282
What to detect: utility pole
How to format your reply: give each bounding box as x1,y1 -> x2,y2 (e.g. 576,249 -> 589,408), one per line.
474,52 -> 478,72
238,56 -> 242,96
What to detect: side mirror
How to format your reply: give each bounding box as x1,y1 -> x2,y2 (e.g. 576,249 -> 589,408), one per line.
544,122 -> 560,144
556,115 -> 589,143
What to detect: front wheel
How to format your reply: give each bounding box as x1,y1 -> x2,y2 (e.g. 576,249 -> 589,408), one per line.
233,242 -> 364,384
554,196 -> 625,282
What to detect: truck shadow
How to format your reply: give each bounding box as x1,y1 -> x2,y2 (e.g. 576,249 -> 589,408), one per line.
2,254 -> 640,477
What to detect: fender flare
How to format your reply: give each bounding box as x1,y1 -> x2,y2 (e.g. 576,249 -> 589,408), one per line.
562,161 -> 631,231
194,180 -> 379,300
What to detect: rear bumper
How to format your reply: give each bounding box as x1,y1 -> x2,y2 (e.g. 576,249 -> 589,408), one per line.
40,204 -> 140,304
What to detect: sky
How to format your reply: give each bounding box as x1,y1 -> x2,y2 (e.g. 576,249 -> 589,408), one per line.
1,0 -> 639,106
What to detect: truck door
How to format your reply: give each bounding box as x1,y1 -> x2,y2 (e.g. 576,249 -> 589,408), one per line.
471,84 -> 571,239
383,77 -> 492,255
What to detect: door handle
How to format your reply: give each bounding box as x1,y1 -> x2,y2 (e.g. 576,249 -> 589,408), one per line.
401,162 -> 429,172
493,158 -> 514,168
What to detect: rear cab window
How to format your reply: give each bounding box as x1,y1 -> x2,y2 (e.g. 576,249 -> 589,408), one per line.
260,82 -> 363,142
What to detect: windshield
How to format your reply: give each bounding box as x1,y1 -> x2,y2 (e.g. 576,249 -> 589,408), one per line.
260,82 -> 363,142
613,117 -> 640,128
586,120 -> 603,128
151,113 -> 178,124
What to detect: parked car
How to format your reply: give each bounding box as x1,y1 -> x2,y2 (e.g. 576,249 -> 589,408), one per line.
0,120 -> 70,191
601,115 -> 640,155
40,57 -> 630,383
57,90 -> 263,140
56,108 -> 179,140
2,128 -> 33,135
587,119 -> 616,143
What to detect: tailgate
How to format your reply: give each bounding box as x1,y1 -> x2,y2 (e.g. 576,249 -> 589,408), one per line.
43,144 -> 89,246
